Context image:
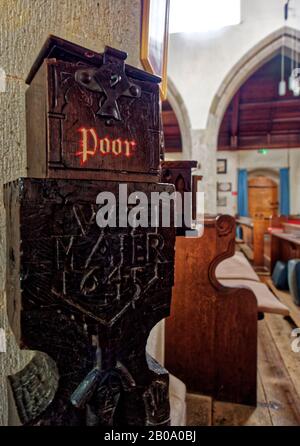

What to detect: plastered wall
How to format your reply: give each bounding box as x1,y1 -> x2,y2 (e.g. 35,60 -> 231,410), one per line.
0,0 -> 142,426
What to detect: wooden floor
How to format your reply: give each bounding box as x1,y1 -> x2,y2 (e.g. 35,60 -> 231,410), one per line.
186,280 -> 300,426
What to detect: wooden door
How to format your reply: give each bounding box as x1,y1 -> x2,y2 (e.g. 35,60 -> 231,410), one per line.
248,176 -> 278,218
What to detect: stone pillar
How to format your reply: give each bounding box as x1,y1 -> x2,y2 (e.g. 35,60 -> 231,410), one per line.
191,129 -> 217,215
0,0 -> 141,426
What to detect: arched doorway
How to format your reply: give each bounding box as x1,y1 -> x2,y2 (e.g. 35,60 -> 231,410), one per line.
248,176 -> 278,218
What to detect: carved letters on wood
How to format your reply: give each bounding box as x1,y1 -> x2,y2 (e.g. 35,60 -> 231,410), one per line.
26,41 -> 162,181
5,178 -> 175,425
6,37 -> 175,427
48,59 -> 159,173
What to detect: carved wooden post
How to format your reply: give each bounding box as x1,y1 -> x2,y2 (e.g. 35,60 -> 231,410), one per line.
161,161 -> 197,235
5,36 -> 175,426
165,215 -> 257,406
253,216 -> 267,267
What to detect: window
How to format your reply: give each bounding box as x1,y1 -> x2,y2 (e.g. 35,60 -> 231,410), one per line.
169,0 -> 241,34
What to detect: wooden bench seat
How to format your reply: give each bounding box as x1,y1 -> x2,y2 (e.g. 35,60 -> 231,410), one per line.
165,216 -> 290,407
216,252 -> 289,316
218,279 -> 289,316
216,251 -> 260,282
235,237 -> 244,244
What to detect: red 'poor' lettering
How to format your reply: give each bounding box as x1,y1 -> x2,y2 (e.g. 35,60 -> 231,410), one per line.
76,127 -> 136,164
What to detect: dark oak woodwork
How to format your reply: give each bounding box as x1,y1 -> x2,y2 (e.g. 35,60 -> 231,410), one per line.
26,36 -> 162,182
26,35 -> 160,86
165,215 -> 258,406
5,37 -> 176,427
162,100 -> 182,153
160,161 -> 197,191
5,178 -> 175,426
230,91 -> 240,148
270,231 -> 300,273
218,54 -> 300,150
237,217 -> 270,267
252,217 -> 269,267
161,161 -> 197,235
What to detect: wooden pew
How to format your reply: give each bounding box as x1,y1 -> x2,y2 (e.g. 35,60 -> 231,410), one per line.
165,215 -> 258,406
269,219 -> 300,273
270,228 -> 300,273
236,216 -> 254,248
216,252 -> 289,317
237,215 -> 300,270
236,216 -> 272,268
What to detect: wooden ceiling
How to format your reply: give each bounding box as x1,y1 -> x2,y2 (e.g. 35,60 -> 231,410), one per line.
162,100 -> 182,153
218,54 -> 300,151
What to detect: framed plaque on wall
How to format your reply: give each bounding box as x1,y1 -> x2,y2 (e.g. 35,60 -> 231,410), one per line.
217,158 -> 227,174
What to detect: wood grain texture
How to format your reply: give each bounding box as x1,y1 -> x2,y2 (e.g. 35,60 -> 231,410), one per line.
4,178 -> 175,426
161,160 -> 197,235
266,278 -> 300,328
265,313 -> 300,399
186,394 -> 212,426
253,217 -> 269,267
236,218 -> 253,249
165,215 -> 258,405
270,232 -> 300,273
161,161 -> 197,191
26,37 -> 162,182
257,320 -> 300,426
237,217 -> 271,267
218,54 -> 300,150
248,177 -> 278,218
186,313 -> 300,426
212,372 -> 273,426
162,100 -> 182,153
0,0 -> 143,426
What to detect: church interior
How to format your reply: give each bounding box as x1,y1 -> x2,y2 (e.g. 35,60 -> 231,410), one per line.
1,0 -> 300,428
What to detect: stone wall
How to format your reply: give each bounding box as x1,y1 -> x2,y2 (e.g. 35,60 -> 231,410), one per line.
0,0 -> 142,426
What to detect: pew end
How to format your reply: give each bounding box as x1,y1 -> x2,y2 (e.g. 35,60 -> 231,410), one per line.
165,215 -> 258,406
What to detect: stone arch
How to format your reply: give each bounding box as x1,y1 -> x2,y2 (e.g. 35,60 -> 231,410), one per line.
201,26 -> 300,213
248,168 -> 280,185
206,26 -> 300,149
166,77 -> 193,159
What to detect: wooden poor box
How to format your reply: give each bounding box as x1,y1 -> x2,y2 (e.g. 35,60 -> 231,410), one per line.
5,36 -> 175,426
26,36 -> 162,182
